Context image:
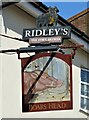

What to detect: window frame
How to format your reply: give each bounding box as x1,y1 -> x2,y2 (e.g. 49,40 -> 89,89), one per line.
80,68 -> 89,114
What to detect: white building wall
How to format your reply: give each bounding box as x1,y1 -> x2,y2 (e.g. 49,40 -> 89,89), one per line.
0,6 -> 3,119
0,5 -> 89,118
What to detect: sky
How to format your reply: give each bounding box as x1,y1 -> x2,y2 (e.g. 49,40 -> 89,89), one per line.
40,1 -> 88,19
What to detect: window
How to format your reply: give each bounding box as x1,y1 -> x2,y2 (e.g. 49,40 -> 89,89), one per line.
80,68 -> 89,114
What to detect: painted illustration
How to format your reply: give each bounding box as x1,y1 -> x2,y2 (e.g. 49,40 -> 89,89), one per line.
23,56 -> 70,104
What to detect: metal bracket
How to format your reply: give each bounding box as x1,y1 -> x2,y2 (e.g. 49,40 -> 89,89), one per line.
0,44 -> 84,59
59,44 -> 84,59
17,45 -> 59,59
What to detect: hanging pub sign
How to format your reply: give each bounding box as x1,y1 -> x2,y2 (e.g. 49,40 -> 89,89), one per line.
21,6 -> 73,112
0,6 -> 84,113
21,52 -> 73,112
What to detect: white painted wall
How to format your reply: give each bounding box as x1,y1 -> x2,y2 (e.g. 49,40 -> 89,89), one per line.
0,4 -> 89,118
0,6 -> 3,120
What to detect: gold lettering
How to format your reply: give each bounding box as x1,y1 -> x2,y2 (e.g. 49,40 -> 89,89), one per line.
49,102 -> 67,110
30,104 -> 47,111
57,103 -> 62,108
61,103 -> 66,108
49,103 -> 55,109
30,102 -> 67,111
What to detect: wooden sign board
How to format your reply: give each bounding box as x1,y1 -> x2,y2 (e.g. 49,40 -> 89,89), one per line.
21,52 -> 73,112
29,36 -> 62,45
23,26 -> 71,45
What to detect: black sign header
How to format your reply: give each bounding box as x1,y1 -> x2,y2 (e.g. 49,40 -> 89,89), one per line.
23,26 -> 71,40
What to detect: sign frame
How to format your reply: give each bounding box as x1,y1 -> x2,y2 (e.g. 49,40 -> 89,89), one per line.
21,52 -> 73,112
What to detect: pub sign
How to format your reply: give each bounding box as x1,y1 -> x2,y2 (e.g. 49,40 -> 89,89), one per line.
23,26 -> 71,45
21,52 -> 73,112
22,6 -> 73,112
23,6 -> 71,45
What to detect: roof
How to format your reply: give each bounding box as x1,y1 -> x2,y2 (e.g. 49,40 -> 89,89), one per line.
30,2 -> 89,43
67,8 -> 89,38
68,8 -> 89,22
0,2 -> 89,43
0,2 -> 18,9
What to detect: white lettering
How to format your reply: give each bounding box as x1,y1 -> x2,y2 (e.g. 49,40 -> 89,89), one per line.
31,30 -> 35,37
63,28 -> 68,35
35,30 -> 42,36
43,29 -> 48,36
55,28 -> 61,35
25,30 -> 31,37
49,29 -> 54,36
24,27 -> 70,39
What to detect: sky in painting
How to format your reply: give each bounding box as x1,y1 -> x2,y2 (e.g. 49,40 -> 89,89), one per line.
40,1 -> 88,19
